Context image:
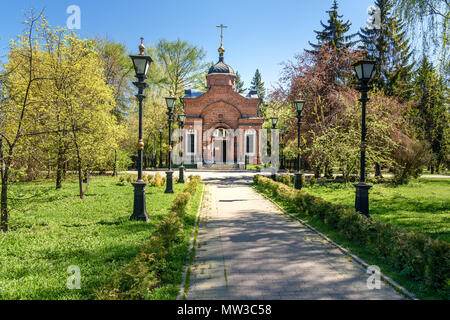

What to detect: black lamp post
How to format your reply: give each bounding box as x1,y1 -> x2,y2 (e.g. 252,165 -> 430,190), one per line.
165,97 -> 176,194
294,100 -> 305,190
178,113 -> 186,184
159,127 -> 163,168
353,60 -> 376,217
129,38 -> 153,222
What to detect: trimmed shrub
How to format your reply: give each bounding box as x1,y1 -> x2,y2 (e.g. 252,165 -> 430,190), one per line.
253,175 -> 450,293
97,176 -> 202,300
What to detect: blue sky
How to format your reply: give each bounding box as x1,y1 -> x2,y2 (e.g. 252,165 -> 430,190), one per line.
0,0 -> 375,89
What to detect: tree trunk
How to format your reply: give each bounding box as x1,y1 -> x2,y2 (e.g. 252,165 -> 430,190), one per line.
77,162 -> 84,200
375,163 -> 382,177
56,146 -> 64,189
112,149 -> 118,177
314,165 -> 321,178
1,166 -> 9,232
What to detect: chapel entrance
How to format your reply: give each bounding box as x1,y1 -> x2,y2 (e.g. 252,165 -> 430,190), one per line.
212,128 -> 233,164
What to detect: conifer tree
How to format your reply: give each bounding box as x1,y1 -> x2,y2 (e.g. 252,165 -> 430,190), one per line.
235,71 -> 246,93
359,0 -> 413,100
250,69 -> 266,100
308,0 -> 358,53
411,56 -> 448,172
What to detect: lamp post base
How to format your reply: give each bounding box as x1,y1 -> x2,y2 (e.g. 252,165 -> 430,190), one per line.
130,181 -> 149,222
178,166 -> 185,184
354,182 -> 372,217
165,171 -> 174,194
295,173 -> 303,190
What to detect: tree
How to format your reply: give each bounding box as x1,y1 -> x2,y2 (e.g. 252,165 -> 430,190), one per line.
0,10 -> 48,231
410,56 -> 449,172
394,0 -> 449,75
250,69 -> 266,100
94,38 -> 134,122
152,38 -> 207,97
308,0 -> 358,54
359,0 -> 414,100
235,71 -> 245,93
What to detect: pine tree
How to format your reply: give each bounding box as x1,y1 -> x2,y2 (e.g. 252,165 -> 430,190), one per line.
235,71 -> 246,93
308,0 -> 358,53
250,69 -> 266,100
359,0 -> 413,100
411,56 -> 448,172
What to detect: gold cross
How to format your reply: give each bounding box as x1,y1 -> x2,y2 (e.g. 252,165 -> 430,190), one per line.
216,24 -> 228,47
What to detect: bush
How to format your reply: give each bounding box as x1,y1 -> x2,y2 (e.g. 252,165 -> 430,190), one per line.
253,175 -> 450,293
98,177 -> 201,300
309,176 -> 316,186
392,140 -> 432,185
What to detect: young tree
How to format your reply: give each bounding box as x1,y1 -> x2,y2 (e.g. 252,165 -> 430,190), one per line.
235,71 -> 246,93
250,69 -> 266,100
359,0 -> 414,100
308,0 -> 358,54
0,10 -> 48,231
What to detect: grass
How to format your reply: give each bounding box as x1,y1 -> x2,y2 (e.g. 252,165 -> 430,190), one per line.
303,178 -> 450,243
0,175 -> 202,300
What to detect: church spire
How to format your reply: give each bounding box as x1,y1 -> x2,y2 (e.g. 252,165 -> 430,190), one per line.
216,24 -> 228,62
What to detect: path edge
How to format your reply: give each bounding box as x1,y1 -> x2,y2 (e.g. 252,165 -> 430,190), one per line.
255,187 -> 419,301
177,183 -> 205,300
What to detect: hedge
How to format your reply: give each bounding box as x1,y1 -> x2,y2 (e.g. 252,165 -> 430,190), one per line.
97,176 -> 201,300
253,175 -> 450,295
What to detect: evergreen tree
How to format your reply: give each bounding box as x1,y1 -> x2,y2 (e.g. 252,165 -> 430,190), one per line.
250,69 -> 266,100
308,0 -> 358,53
235,71 -> 246,93
359,0 -> 413,100
411,56 -> 448,172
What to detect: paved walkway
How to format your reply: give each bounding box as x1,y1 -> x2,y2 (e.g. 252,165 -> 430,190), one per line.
185,175 -> 404,300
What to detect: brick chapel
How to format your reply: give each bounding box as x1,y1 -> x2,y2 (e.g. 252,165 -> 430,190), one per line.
182,34 -> 264,169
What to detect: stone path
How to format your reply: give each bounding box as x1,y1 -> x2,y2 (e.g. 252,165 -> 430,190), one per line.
185,175 -> 405,300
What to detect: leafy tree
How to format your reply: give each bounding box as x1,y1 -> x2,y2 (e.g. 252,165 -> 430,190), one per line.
359,0 -> 414,100
410,56 -> 449,172
0,10 -> 48,231
152,38 -> 207,97
235,71 -> 245,93
250,69 -> 266,100
394,0 -> 449,75
308,0 -> 358,54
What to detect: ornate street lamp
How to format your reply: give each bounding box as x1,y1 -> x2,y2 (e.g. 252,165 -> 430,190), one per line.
353,60 -> 376,217
159,127 -> 164,168
129,38 -> 153,222
165,97 -> 176,194
294,100 -> 305,190
178,113 -> 186,184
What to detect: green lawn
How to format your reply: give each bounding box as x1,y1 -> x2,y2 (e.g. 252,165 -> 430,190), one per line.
304,178 -> 450,243
0,175 -> 202,300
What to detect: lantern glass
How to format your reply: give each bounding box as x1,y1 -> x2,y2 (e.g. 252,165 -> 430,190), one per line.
130,55 -> 152,77
294,100 -> 305,112
179,114 -> 186,123
353,60 -> 376,82
271,117 -> 278,128
165,97 -> 176,111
